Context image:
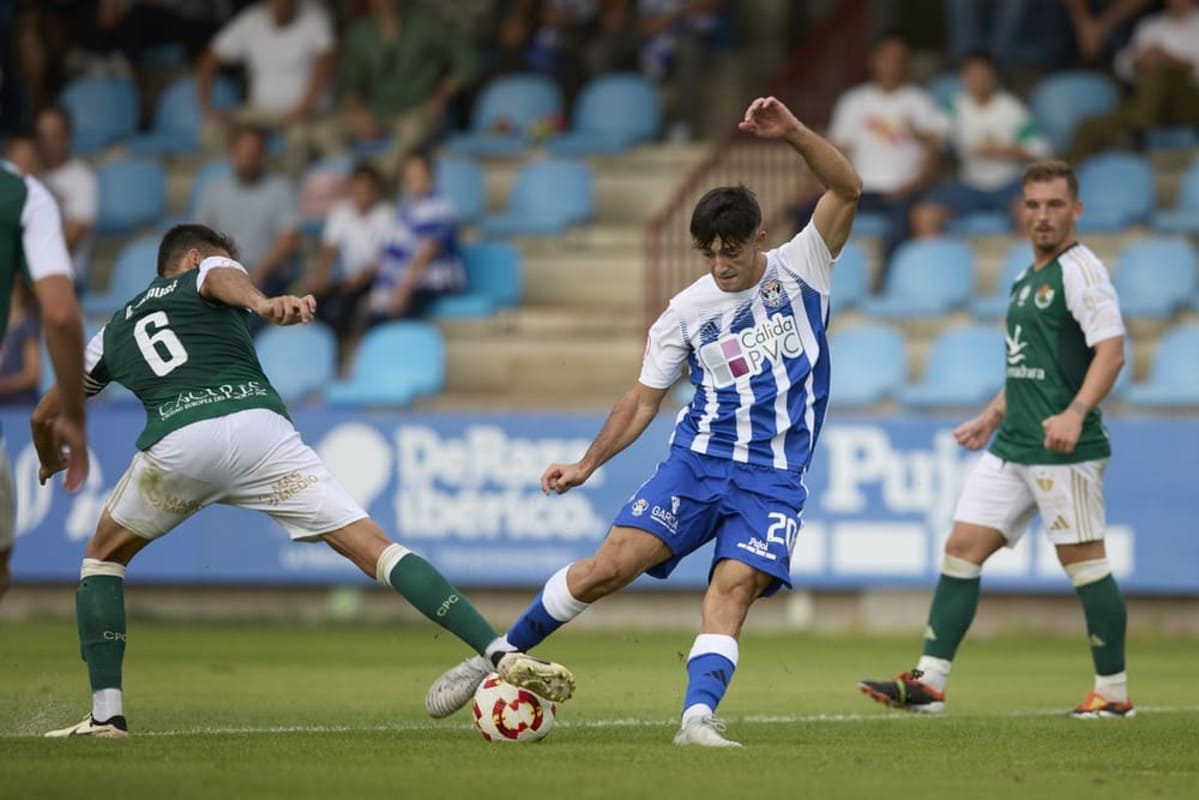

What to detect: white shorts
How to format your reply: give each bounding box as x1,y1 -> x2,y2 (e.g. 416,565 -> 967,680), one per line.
106,409 -> 367,541
0,442 -> 13,551
954,451 -> 1108,546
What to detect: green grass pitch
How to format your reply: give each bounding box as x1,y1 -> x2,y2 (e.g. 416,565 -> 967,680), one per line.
1,619 -> 1195,799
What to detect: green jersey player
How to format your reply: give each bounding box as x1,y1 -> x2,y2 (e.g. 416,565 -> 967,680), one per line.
36,224 -> 572,738
859,160 -> 1132,718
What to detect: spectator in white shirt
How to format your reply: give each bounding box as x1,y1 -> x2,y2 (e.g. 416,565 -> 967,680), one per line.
911,52 -> 1050,238
196,0 -> 337,172
1069,0 -> 1199,161
826,33 -> 947,261
35,107 -> 97,292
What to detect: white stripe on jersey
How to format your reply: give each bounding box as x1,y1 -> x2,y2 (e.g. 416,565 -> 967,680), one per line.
690,370 -> 720,454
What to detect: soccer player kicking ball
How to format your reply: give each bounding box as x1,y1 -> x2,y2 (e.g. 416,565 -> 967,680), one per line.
426,97 -> 863,746
858,160 -> 1132,719
38,225 -> 573,738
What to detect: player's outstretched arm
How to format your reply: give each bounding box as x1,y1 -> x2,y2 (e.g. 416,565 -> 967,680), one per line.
954,389 -> 1006,451
200,265 -> 317,326
739,96 -> 862,256
541,382 -> 668,495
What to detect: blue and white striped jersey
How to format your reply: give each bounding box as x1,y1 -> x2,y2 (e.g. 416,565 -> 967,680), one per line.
639,222 -> 835,472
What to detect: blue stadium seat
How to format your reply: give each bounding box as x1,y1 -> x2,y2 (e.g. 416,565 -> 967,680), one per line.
462,241 -> 523,309
828,324 -> 906,407
1077,152 -> 1156,232
548,73 -> 661,156
927,71 -> 963,108
858,237 -> 975,318
82,235 -> 159,317
59,76 -> 139,154
96,159 -> 168,236
945,211 -> 1011,236
829,241 -> 870,310
254,322 -> 337,404
971,242 -> 1032,318
1113,238 -> 1198,318
851,212 -> 889,238
446,74 -> 563,157
325,322 -> 444,406
1125,324 -> 1199,408
900,325 -> 1005,408
1153,159 -> 1199,235
1144,127 -> 1199,151
481,159 -> 594,237
1029,70 -> 1117,152
127,75 -> 240,156
435,157 -> 485,225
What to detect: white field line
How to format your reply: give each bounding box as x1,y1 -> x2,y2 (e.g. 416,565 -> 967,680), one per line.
8,706 -> 1198,739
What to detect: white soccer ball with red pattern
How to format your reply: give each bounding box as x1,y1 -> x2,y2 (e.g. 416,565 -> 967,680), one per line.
471,673 -> 556,743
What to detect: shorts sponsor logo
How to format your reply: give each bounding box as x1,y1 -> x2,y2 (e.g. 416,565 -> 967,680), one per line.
697,313 -> 803,388
760,279 -> 784,308
263,471 -> 320,506
138,466 -> 203,516
631,498 -> 648,517
736,537 -> 777,561
1034,284 -> 1055,310
650,496 -> 680,534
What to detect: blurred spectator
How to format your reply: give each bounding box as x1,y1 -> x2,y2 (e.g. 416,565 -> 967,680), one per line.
71,1 -> 219,74
197,0 -> 336,172
0,280 -> 41,407
312,0 -> 478,177
944,0 -> 1083,70
12,1 -> 75,120
302,163 -> 393,338
639,0 -> 723,141
826,33 -> 946,261
36,107 -> 96,291
1069,0 -> 1199,161
4,134 -> 41,176
195,125 -> 300,306
365,152 -> 464,325
1064,0 -> 1162,64
911,53 -> 1050,237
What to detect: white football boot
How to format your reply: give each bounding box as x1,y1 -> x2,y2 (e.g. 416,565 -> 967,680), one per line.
45,713 -> 129,738
673,714 -> 741,747
425,655 -> 491,718
425,652 -> 576,718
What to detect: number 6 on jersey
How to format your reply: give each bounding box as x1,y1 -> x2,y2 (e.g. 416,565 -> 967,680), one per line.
134,311 -> 189,377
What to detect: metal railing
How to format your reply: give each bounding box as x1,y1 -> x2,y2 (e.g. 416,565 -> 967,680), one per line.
642,0 -> 870,327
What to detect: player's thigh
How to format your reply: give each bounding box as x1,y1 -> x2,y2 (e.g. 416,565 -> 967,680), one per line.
86,510 -> 153,565
105,448 -> 218,541
590,525 -> 674,575
1025,459 -> 1108,547
953,452 -> 1038,548
711,464 -> 808,599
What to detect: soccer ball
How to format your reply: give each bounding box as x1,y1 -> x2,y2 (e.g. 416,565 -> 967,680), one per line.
471,673 -> 556,743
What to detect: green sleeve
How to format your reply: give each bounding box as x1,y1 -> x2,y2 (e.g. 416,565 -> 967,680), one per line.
337,24 -> 369,96
435,15 -> 480,88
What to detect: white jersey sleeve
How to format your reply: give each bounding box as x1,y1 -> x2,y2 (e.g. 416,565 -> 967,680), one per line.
83,326 -> 109,397
1060,246 -> 1126,346
21,176 -> 74,281
196,255 -> 250,293
773,221 -> 835,295
638,304 -> 689,389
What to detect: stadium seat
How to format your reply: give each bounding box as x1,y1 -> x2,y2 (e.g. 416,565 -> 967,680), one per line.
945,211 -> 1011,236
462,241 -> 523,309
1077,152 -> 1156,232
446,73 -> 563,157
927,71 -> 963,108
127,75 -> 240,156
828,324 -> 906,407
851,212 -> 889,238
858,237 -> 975,318
179,159 -> 233,225
435,157 -> 486,225
1125,323 -> 1199,408
828,241 -> 870,310
1029,70 -> 1118,153
971,242 -> 1033,318
59,76 -> 139,154
548,73 -> 661,156
1144,126 -> 1199,151
324,322 -> 444,406
900,325 -> 1005,408
1113,238 -> 1198,318
82,235 -> 159,317
1153,159 -> 1199,235
481,159 -> 594,237
254,322 -> 337,403
298,157 -> 352,237
95,159 -> 168,235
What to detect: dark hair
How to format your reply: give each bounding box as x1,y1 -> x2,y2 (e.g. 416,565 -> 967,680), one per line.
872,31 -> 910,53
157,224 -> 238,277
402,149 -> 435,172
228,123 -> 268,149
960,50 -> 996,70
1023,159 -> 1079,199
690,185 -> 762,251
36,106 -> 73,135
350,161 -> 384,187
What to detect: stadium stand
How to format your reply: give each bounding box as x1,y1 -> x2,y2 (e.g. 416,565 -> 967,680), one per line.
1029,70 -> 1117,153
548,73 -> 663,156
899,324 -> 1005,409
81,235 -> 160,318
446,73 -> 564,157
828,324 -> 907,407
1076,151 -> 1156,232
480,158 -> 594,238
297,157 -> 353,238
254,322 -> 338,404
128,75 -> 241,157
325,321 -> 445,407
1153,158 -> 1199,235
435,157 -> 486,225
828,241 -> 870,311
858,237 -> 975,318
1113,238 -> 1198,319
95,159 -> 167,236
971,242 -> 1032,319
1126,324 -> 1199,408
58,75 -> 140,155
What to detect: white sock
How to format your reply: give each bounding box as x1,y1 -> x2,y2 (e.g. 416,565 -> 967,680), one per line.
1095,671 -> 1129,703
915,655 -> 952,692
92,688 -> 123,722
540,563 -> 590,622
484,636 -> 514,663
682,703 -> 714,723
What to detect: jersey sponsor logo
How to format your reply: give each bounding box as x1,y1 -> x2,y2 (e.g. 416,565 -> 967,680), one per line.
126,280 -> 180,317
1005,324 -> 1029,365
1005,324 -> 1047,380
697,313 -> 802,388
1034,284 -> 1055,310
1016,285 -> 1031,307
760,279 -> 784,307
631,498 -> 648,517
158,381 -> 272,420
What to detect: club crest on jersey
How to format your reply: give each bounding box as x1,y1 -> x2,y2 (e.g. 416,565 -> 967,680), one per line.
1034,284 -> 1055,309
760,280 -> 784,308
697,313 -> 803,388
631,498 -> 648,517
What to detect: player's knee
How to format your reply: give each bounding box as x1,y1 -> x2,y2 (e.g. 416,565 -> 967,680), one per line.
943,534 -> 988,566
575,553 -> 635,597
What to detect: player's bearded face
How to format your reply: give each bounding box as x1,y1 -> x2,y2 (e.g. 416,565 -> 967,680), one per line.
702,231 -> 765,293
1022,179 -> 1080,252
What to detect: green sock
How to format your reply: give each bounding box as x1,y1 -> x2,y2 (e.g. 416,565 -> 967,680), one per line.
1076,574 -> 1127,675
921,575 -> 981,661
388,555 -> 498,654
76,575 -> 126,691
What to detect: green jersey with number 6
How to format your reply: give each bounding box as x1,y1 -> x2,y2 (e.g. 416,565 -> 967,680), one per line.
989,243 -> 1125,466
85,261 -> 289,450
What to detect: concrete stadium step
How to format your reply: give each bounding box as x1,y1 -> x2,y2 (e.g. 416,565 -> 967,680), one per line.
517,245 -> 645,310
440,307 -> 643,341
444,337 -> 643,396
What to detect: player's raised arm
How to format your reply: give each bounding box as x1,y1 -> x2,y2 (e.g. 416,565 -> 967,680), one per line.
197,257 -> 317,326
739,96 -> 862,256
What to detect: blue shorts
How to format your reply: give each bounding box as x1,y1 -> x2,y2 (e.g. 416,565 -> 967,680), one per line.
924,180 -> 1022,216
612,447 -> 807,597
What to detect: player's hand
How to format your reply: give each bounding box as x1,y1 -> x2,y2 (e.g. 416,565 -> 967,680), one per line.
50,415 -> 89,493
257,295 -> 317,326
953,413 -> 998,451
1041,408 -> 1084,454
541,462 -> 592,495
738,96 -> 802,139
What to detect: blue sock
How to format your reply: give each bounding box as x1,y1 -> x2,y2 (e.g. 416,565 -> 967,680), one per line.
504,564 -> 589,653
682,634 -> 739,721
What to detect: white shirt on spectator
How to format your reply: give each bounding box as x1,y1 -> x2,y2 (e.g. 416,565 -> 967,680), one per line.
828,83 -> 947,193
211,0 -> 335,114
944,90 -> 1050,190
321,200 -> 394,281
41,158 -> 97,281
1115,8 -> 1199,83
